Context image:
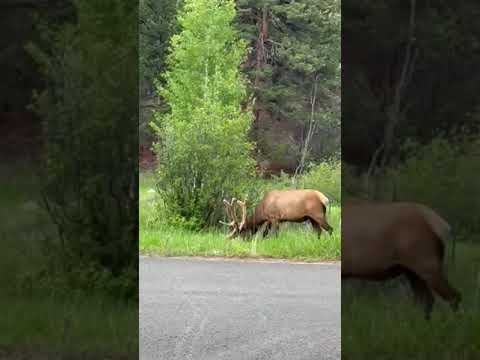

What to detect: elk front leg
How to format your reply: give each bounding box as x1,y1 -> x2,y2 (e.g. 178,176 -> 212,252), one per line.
270,220 -> 279,237
262,222 -> 272,238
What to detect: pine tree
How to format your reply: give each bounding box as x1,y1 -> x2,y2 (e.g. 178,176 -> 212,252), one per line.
236,0 -> 340,166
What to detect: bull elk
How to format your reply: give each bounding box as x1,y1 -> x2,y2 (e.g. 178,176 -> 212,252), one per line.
342,200 -> 462,319
220,189 -> 333,239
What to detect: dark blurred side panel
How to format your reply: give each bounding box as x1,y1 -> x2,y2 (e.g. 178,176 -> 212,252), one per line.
341,1 -> 480,359
0,1 -> 138,359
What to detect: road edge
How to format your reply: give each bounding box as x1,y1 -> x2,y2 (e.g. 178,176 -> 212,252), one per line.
139,254 -> 341,265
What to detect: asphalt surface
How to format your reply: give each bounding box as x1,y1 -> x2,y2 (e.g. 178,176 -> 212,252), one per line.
140,257 -> 341,360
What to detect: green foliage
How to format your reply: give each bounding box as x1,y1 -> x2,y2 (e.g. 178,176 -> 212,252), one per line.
139,169 -> 341,260
141,220 -> 341,260
26,0 -> 138,296
236,0 -> 341,160
385,134 -> 480,233
240,159 -> 341,208
0,293 -> 137,356
342,1 -> 480,170
20,257 -> 137,300
152,0 -> 256,229
340,163 -> 366,199
300,159 -> 341,204
140,0 -> 182,85
139,0 -> 184,147
344,133 -> 480,235
140,171 -> 342,260
0,163 -> 138,355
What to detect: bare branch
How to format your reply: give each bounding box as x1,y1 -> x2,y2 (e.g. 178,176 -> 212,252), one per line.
293,74 -> 320,185
374,0 -> 417,176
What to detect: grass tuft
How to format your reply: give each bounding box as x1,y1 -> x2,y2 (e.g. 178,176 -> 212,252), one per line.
341,241 -> 480,359
0,163 -> 137,357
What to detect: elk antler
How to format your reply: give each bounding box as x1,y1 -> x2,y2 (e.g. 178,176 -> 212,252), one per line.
219,199 -> 235,226
223,198 -> 239,223
220,197 -> 240,238
235,196 -> 248,231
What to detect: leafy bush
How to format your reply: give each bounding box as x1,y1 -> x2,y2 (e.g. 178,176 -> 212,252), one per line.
26,1 -> 138,296
20,254 -> 137,301
300,159 -> 341,204
385,134 -> 480,233
152,0 -> 256,229
340,163 -> 367,199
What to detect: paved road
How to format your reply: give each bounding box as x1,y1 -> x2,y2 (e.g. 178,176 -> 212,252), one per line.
140,257 -> 340,360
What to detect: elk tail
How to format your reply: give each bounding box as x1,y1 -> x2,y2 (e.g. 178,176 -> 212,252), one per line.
416,204 -> 451,260
315,191 -> 330,210
416,204 -> 450,241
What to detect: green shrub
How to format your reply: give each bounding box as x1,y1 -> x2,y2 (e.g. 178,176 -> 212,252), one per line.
26,1 -> 138,296
300,159 -> 341,204
385,134 -> 480,233
152,0 -> 256,229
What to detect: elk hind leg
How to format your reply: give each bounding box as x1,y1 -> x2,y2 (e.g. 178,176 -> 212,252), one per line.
413,264 -> 461,314
405,270 -> 435,320
428,271 -> 461,312
309,218 -> 323,239
311,214 -> 333,235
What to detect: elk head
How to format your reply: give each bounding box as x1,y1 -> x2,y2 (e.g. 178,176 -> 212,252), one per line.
219,197 -> 248,239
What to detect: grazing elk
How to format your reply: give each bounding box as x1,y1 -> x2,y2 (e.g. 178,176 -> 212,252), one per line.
342,200 -> 462,319
220,189 -> 333,239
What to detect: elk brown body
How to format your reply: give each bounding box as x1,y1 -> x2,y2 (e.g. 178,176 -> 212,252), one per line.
342,200 -> 461,319
221,189 -> 333,239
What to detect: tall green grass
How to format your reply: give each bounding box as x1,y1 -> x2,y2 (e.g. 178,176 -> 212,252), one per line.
0,163 -> 137,357
0,294 -> 137,356
342,241 -> 480,359
140,171 -> 341,261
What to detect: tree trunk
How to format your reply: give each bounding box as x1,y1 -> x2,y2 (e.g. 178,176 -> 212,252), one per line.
253,6 -> 270,132
365,0 -> 417,199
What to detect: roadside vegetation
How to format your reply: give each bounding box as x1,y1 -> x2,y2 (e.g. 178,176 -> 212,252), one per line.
140,162 -> 341,261
141,0 -> 341,262
1,1 -> 137,357
0,163 -> 137,357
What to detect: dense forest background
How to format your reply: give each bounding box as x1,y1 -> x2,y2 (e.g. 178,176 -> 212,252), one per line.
1,2 -> 62,161
343,0 -> 480,169
140,0 -> 341,174
342,1 -> 480,234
